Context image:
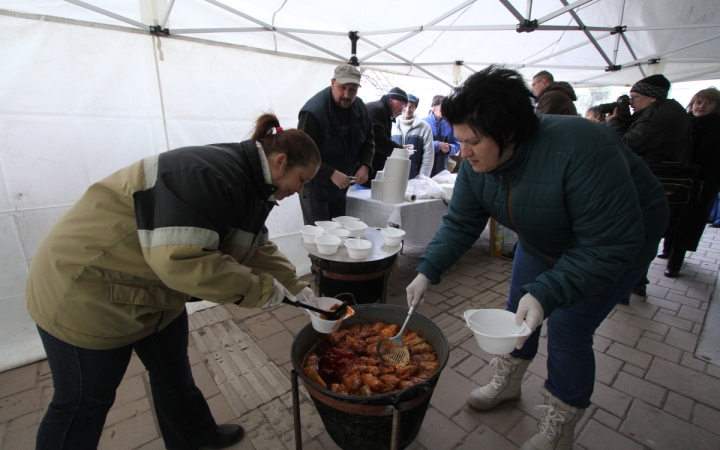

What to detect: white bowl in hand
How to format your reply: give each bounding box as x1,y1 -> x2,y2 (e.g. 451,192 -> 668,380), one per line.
345,238 -> 372,259
314,235 -> 342,255
381,227 -> 406,246
343,221 -> 368,238
300,225 -> 325,243
305,297 -> 354,333
463,309 -> 532,354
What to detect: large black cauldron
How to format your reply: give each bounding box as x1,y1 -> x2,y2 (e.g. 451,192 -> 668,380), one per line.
290,303 -> 449,450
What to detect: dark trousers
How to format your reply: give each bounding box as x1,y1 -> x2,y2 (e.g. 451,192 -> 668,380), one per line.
507,243 -> 648,408
299,189 -> 347,225
37,309 -> 216,450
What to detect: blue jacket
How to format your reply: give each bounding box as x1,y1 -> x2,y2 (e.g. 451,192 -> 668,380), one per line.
424,113 -> 460,175
417,115 -> 669,314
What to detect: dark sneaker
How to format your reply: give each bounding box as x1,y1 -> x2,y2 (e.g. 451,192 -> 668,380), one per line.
501,250 -> 515,261
664,269 -> 680,278
657,251 -> 669,259
631,287 -> 647,297
618,296 -> 630,305
200,424 -> 244,449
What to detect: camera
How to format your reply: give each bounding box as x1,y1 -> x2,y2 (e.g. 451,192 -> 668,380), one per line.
598,102 -> 620,115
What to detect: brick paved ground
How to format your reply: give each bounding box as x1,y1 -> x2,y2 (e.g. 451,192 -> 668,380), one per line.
2,226 -> 720,450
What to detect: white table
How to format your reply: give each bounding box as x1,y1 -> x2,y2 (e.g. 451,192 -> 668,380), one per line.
346,189 -> 448,248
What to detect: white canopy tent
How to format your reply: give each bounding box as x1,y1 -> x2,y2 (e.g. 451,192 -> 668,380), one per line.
1,0 -> 719,372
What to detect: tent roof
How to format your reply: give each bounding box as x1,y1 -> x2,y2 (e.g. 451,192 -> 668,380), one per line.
4,0 -> 720,86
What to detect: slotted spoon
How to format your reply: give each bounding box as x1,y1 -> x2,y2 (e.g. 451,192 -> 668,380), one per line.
377,305 -> 416,366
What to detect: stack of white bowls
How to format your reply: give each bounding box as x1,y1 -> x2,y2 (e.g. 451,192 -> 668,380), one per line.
382,147 -> 412,204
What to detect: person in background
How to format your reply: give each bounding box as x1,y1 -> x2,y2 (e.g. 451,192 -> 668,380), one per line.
26,114 -> 320,450
584,105 -> 605,122
405,66 -> 668,450
364,87 -> 408,185
424,95 -> 460,176
606,74 -> 690,301
298,64 -> 375,224
531,70 -> 578,115
391,93 -> 434,178
660,87 -> 720,277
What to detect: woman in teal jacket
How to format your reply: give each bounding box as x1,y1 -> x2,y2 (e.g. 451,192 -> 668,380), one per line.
405,67 -> 668,450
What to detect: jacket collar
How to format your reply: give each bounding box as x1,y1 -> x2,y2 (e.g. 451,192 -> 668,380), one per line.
239,140 -> 278,203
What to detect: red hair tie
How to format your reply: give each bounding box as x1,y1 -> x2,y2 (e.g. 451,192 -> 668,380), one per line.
266,126 -> 284,135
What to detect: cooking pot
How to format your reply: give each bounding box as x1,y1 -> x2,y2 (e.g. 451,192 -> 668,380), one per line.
291,303 -> 449,450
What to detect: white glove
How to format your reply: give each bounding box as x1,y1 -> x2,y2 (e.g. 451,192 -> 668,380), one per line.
406,273 -> 430,307
296,287 -> 316,304
267,279 -> 291,307
514,293 -> 544,349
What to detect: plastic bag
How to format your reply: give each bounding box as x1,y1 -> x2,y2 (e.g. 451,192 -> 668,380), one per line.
406,174 -> 450,201
431,170 -> 457,185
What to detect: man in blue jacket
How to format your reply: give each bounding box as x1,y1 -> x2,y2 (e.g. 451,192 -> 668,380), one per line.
424,95 -> 460,176
406,67 -> 668,450
391,94 -> 434,178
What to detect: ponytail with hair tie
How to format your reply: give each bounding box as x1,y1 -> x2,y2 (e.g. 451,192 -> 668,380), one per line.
266,126 -> 283,135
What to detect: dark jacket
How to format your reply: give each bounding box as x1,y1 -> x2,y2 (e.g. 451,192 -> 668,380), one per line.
416,115 -> 668,315
665,112 -> 720,251
298,87 -> 374,202
26,141 -> 307,349
424,112 -> 461,176
366,95 -> 403,180
607,98 -> 690,164
535,82 -> 578,115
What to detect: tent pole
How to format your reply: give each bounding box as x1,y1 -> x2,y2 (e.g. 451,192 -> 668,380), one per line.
160,0 -> 175,29
620,33 -> 645,78
498,0 -> 525,22
64,0 -> 149,30
559,0 -> 613,66
536,0 -> 594,25
611,0 -> 627,65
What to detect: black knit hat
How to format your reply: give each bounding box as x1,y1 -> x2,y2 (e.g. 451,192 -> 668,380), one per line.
387,87 -> 408,103
631,74 -> 671,99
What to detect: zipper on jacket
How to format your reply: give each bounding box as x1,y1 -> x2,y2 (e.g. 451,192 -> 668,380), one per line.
156,311 -> 164,332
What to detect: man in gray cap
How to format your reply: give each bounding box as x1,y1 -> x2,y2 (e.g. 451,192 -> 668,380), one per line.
298,64 -> 375,225
363,87 -> 408,185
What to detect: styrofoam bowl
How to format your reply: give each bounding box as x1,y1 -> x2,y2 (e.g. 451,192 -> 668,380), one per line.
300,225 -> 325,243
463,309 -> 532,354
345,238 -> 372,259
314,235 -> 341,255
305,297 -> 354,333
315,221 -> 342,230
343,221 -> 368,238
325,228 -> 351,244
331,216 -> 360,225
381,227 -> 406,246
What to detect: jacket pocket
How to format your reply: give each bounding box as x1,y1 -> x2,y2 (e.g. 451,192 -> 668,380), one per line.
110,281 -> 189,309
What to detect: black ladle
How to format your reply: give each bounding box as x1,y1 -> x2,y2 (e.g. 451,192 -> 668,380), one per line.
281,296 -> 348,320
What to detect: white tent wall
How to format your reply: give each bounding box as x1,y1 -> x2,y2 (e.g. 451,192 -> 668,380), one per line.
0,14 -> 335,372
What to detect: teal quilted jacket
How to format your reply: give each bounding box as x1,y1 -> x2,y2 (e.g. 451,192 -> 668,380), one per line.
417,115 -> 669,313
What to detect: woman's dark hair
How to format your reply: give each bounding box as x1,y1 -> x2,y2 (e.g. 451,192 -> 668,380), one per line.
252,113 -> 320,168
441,65 -> 539,155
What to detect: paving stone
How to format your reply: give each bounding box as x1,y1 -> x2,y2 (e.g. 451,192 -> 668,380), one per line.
134,438 -> 167,450
613,300 -> 658,320
664,326 -> 700,355
705,363 -> 720,379
414,407 -> 466,450
246,317 -> 287,341
685,287 -> 712,302
192,359 -> 222,398
455,355 -> 486,378
591,382 -> 632,417
621,400 -> 720,450
595,321 -> 643,348
621,363 -> 646,379
527,353 -> 548,380
680,351 -> 707,372
458,422 -> 518,450
451,408 -> 482,432
636,337 -> 683,363
653,312 -> 695,332
692,402 -> 720,437
663,391 -> 694,421
609,310 -> 633,324
665,291 -> 703,308
593,408 -> 622,429
513,374 -> 546,419
447,347 -> 471,368
647,357 -> 720,409
606,343 -> 653,369
592,335 -> 613,353
283,314 -> 311,336
595,352 -> 623,385
0,363 -> 37,399
430,367 -> 479,417
678,304 -> 707,324
612,372 -> 666,407
578,420 -> 643,450
2,420 -> 37,450
256,331 -> 294,366
98,409 -> 159,449
465,400 -> 525,435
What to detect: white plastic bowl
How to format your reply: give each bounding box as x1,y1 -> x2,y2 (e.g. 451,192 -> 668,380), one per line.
381,227 -> 406,246
305,297 -> 353,333
345,238 -> 372,259
344,221 -> 368,238
463,309 -> 532,354
325,228 -> 351,244
300,225 -> 325,243
331,216 -> 360,225
314,235 -> 341,255
315,221 -> 342,230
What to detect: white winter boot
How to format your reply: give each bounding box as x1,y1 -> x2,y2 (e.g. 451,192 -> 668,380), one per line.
520,386 -> 587,450
467,354 -> 531,410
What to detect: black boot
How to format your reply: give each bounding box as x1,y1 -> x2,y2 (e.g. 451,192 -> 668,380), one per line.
199,424 -> 245,449
664,250 -> 685,278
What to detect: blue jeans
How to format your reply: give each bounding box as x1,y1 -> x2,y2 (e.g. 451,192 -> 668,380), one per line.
507,243 -> 648,408
37,309 -> 216,450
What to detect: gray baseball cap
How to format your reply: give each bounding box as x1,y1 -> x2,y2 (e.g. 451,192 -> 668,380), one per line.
333,64 -> 362,86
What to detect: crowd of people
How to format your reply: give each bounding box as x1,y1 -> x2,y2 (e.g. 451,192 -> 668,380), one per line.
26,60 -> 719,450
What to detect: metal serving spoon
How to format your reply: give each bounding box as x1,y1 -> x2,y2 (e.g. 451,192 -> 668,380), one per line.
377,305 -> 416,366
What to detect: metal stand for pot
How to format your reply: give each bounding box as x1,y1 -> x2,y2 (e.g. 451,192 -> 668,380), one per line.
290,370 -> 403,450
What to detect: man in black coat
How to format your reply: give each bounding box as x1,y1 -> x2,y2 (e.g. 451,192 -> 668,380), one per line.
363,87 -> 408,186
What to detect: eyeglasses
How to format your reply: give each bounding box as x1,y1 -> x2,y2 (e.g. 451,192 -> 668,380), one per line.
629,95 -> 644,103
